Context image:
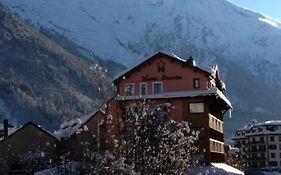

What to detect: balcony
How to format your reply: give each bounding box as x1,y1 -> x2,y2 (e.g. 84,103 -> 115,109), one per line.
210,138 -> 224,154
209,114 -> 223,133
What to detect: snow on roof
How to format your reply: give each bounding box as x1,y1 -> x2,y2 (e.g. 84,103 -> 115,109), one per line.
233,120 -> 281,139
263,120 -> 281,125
190,163 -> 244,175
0,122 -> 60,141
54,110 -> 104,139
166,52 -> 186,62
116,87 -> 232,108
211,163 -> 244,175
198,65 -> 217,75
0,126 -> 20,141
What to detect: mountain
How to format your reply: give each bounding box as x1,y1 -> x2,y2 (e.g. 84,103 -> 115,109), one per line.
0,3 -> 118,130
1,0 -> 281,135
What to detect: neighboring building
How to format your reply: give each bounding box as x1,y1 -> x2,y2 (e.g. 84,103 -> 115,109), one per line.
106,52 -> 232,164
0,122 -> 59,173
233,120 -> 281,171
55,109 -> 106,158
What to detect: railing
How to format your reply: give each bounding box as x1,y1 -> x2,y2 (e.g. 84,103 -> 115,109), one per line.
210,138 -> 224,153
209,114 -> 223,133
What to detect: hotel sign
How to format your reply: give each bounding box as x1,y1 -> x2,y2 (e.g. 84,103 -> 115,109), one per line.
142,74 -> 182,81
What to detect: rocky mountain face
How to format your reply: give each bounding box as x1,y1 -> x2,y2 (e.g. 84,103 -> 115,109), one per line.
1,0 -> 281,135
0,4 -> 118,130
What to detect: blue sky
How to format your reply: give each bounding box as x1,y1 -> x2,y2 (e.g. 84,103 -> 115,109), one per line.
229,0 -> 281,22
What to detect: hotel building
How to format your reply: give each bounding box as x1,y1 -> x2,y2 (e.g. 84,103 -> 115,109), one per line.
106,52 -> 232,164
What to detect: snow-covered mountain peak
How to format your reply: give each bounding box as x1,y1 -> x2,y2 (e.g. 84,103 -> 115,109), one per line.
3,0 -> 281,134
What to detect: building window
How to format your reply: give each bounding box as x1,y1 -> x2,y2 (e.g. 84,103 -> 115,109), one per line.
259,145 -> 266,151
260,136 -> 264,143
251,153 -> 257,159
124,83 -> 135,95
269,161 -> 278,166
269,144 -> 277,150
279,136 -> 281,142
252,137 -> 256,143
153,82 -> 163,94
191,128 -> 206,138
189,102 -> 204,113
271,153 -> 276,158
193,78 -> 200,89
140,82 -> 147,95
270,136 -> 275,142
251,145 -> 257,152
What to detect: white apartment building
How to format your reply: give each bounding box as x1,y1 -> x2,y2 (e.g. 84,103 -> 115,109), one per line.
233,120 -> 281,171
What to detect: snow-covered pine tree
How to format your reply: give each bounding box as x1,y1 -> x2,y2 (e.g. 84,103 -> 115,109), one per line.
114,103 -> 198,175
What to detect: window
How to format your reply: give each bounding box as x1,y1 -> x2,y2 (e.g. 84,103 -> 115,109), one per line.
271,153 -> 276,158
251,145 -> 257,152
193,78 -> 200,89
140,82 -> 147,95
270,136 -> 275,142
259,145 -> 266,151
269,144 -> 277,150
260,161 -> 265,167
189,103 -> 204,113
124,83 -> 135,95
153,82 -> 163,94
252,137 -> 256,143
279,136 -> 281,142
251,153 -> 257,159
242,140 -> 245,145
191,128 -> 206,138
269,161 -> 278,166
260,136 -> 264,143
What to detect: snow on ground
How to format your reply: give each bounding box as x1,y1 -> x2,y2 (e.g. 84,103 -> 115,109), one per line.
190,163 -> 244,175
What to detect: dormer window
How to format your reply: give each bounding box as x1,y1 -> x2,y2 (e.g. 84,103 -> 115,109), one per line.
193,78 -> 200,89
124,83 -> 135,95
153,82 -> 163,94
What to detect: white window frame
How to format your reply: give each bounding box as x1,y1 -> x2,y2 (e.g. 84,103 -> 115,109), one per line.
152,81 -> 163,94
140,82 -> 147,96
124,83 -> 135,95
193,78 -> 200,89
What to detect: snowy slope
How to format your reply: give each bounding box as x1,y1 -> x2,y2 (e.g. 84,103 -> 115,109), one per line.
3,0 -> 281,89
2,0 -> 281,134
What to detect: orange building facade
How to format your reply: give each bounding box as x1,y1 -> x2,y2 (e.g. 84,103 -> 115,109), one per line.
106,52 -> 232,164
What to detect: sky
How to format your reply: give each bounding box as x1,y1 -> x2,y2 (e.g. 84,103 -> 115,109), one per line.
229,0 -> 281,22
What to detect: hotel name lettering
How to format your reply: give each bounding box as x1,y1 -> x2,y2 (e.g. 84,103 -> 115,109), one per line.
142,74 -> 182,81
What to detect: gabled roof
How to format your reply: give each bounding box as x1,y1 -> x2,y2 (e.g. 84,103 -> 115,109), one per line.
0,122 -> 59,143
54,109 -> 105,139
113,51 -> 215,84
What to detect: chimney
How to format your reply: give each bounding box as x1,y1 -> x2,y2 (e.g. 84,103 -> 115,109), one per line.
3,119 -> 8,138
186,56 -> 196,66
